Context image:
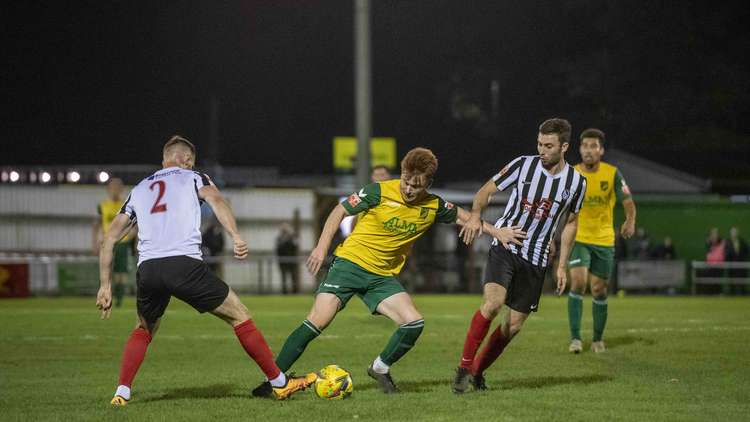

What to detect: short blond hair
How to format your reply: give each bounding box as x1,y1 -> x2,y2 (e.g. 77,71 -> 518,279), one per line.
163,135 -> 196,157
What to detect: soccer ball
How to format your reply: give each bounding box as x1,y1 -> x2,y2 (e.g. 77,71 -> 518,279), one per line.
313,365 -> 353,399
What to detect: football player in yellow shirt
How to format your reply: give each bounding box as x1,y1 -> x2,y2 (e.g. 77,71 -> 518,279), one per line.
253,147 -> 525,396
567,129 -> 636,353
92,178 -> 134,307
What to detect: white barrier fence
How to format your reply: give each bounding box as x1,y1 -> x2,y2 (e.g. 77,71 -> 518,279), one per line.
0,254 -> 314,296
690,261 -> 750,294
616,260 -> 686,290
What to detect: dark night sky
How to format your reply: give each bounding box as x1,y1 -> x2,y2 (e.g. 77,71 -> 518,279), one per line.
3,1 -> 749,189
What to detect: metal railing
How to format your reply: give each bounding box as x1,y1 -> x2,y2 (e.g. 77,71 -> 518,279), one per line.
0,253 -> 314,296
691,261 -> 750,294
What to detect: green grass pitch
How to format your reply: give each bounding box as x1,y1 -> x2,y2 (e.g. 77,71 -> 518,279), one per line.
2,295 -> 748,421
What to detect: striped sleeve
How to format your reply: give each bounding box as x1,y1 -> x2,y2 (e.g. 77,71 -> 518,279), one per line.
118,192 -> 136,221
193,171 -> 214,188
571,176 -> 586,214
491,156 -> 524,191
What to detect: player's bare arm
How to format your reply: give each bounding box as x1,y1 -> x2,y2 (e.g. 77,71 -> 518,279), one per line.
307,204 -> 349,275
96,213 -> 134,319
199,185 -> 247,260
556,212 -> 579,295
459,179 -> 497,244
92,218 -> 102,256
456,206 -> 526,248
621,198 -> 636,239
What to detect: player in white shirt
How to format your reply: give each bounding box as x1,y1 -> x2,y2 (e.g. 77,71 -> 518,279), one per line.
96,136 -> 316,405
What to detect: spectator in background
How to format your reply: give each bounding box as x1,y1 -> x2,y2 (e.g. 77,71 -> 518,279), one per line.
92,177 -> 135,308
627,227 -> 651,259
651,236 -> 676,260
614,229 -> 628,260
725,227 -> 749,262
705,227 -> 725,263
276,223 -> 299,294
201,214 -> 225,276
725,227 -> 749,294
702,227 -> 725,293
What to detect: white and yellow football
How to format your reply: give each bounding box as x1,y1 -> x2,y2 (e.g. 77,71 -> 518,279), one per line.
313,365 -> 353,399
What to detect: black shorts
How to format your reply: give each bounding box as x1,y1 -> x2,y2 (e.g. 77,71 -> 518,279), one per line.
483,245 -> 547,314
136,256 -> 230,324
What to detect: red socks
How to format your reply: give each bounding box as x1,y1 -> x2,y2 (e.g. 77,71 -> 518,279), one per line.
460,310 -> 491,369
118,328 -> 152,387
117,321 -> 281,389
233,320 -> 281,380
471,324 -> 511,375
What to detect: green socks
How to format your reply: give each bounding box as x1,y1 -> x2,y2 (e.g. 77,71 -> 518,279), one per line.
276,318 -> 425,372
568,292 -> 583,340
275,320 -> 321,372
113,282 -> 125,307
592,297 -> 608,342
379,319 -> 424,366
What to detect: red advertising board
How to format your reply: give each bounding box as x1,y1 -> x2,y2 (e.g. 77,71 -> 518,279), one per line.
0,264 -> 31,298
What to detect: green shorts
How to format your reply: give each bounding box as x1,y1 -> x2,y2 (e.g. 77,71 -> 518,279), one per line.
316,257 -> 406,314
568,242 -> 615,280
113,242 -> 130,274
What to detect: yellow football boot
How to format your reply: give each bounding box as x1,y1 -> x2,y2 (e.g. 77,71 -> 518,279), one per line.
110,395 -> 128,406
272,372 -> 318,400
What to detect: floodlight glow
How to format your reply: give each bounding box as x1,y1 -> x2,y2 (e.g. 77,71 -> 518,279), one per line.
98,171 -> 110,183
41,172 -> 52,183
9,171 -> 19,182
67,171 -> 81,183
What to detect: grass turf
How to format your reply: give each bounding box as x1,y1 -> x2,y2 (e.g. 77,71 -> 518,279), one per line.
1,294 -> 748,421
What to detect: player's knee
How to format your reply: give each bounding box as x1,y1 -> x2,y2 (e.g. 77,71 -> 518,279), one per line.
307,314 -> 330,331
136,317 -> 159,335
400,309 -> 424,325
480,299 -> 502,319
507,319 -> 525,337
591,283 -> 608,298
569,282 -> 586,295
307,306 -> 336,330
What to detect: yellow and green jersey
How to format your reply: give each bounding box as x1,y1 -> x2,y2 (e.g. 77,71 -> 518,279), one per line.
574,162 -> 631,247
336,179 -> 458,276
98,199 -> 132,242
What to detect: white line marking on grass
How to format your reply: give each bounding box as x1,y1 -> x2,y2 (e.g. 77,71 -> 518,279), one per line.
11,326 -> 747,343
625,326 -> 750,334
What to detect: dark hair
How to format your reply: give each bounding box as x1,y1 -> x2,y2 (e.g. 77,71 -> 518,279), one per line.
401,147 -> 438,179
538,118 -> 572,145
163,135 -> 196,156
579,128 -> 606,147
371,164 -> 390,173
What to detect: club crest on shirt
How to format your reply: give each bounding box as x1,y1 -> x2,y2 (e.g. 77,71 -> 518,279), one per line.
347,193 -> 362,207
562,189 -> 571,200
600,181 -> 609,191
419,207 -> 429,219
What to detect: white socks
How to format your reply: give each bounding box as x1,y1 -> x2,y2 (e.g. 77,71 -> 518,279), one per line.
372,356 -> 390,374
269,372 -> 287,388
115,385 -> 131,400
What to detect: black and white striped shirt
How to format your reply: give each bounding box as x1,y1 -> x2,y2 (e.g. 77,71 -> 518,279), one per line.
491,155 -> 586,267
